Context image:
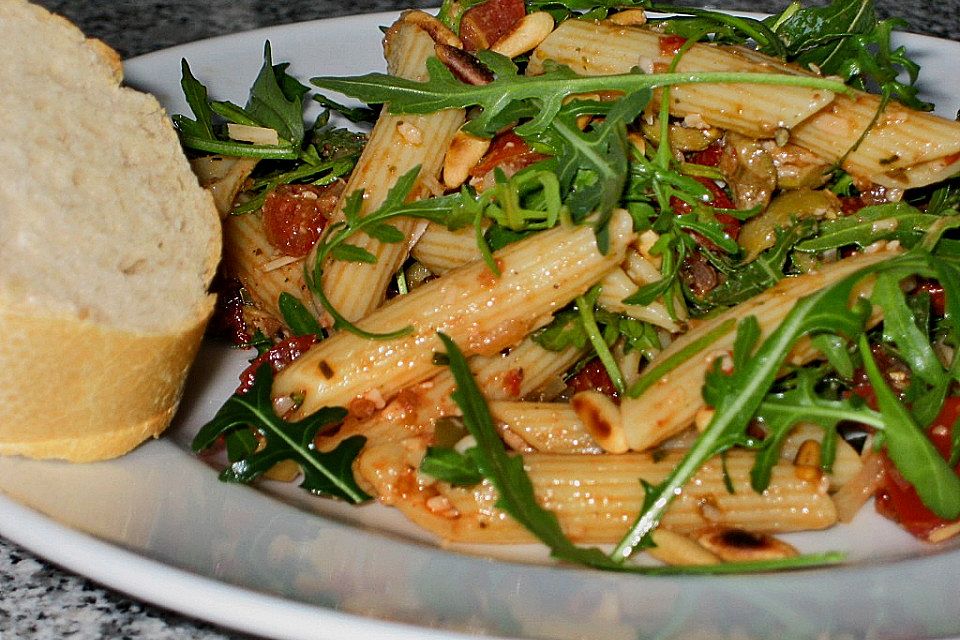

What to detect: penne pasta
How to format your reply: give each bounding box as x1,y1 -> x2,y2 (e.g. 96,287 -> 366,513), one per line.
529,19 -> 960,189
356,444 -> 837,544
318,336 -> 585,450
222,209 -> 309,333
309,16 -> 466,322
274,210 -> 635,419
411,222 -> 482,274
528,20 -> 835,139
619,249 -> 898,452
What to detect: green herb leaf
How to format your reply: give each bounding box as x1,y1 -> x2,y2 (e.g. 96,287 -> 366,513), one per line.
437,332 -> 619,569
191,365 -> 368,503
278,292 -> 323,336
311,60 -> 849,139
420,446 -> 484,486
859,334 -> 960,518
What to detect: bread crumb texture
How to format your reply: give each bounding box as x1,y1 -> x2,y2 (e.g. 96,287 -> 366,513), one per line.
0,0 -> 220,334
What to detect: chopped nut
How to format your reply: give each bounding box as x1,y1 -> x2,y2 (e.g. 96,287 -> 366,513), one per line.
443,128 -> 492,189
400,10 -> 462,47
434,43 -> 494,85
606,8 -> 648,26
697,528 -> 799,562
571,391 -> 626,453
490,12 -> 555,59
396,121 -> 424,146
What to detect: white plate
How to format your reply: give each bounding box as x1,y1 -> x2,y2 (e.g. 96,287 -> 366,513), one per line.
3,10 -> 960,640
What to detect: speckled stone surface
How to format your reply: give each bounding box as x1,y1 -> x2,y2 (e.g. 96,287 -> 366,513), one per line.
5,1 -> 959,639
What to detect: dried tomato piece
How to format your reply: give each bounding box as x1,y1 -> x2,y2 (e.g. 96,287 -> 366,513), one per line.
469,130 -> 547,178
262,182 -> 343,258
687,142 -> 723,168
658,34 -> 687,56
875,397 -> 960,540
459,0 -> 526,51
670,176 -> 741,243
568,358 -> 618,399
237,334 -> 318,394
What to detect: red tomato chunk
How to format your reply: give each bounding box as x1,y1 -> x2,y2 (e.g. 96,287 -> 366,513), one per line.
875,396 -> 960,540
237,334 -> 318,394
263,182 -> 342,258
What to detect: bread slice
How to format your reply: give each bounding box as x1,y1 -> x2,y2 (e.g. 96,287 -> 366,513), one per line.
0,0 -> 221,461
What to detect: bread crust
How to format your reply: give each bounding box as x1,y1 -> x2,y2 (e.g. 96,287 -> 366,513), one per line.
0,296 -> 214,462
0,1 -> 222,461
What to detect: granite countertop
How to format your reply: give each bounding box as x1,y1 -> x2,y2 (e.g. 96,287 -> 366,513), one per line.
4,1 -> 959,639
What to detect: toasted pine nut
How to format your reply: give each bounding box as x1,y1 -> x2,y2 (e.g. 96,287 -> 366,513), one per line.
400,10 -> 463,48
794,438 -> 821,467
606,8 -> 648,27
697,528 -> 799,563
443,128 -> 491,188
647,529 -> 720,566
490,12 -> 555,59
571,390 -> 627,453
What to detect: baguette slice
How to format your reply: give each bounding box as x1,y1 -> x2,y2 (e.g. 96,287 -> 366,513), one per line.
0,1 -> 221,461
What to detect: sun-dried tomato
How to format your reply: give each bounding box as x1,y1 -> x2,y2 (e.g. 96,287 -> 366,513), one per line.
262,182 -> 342,258
237,334 -> 318,394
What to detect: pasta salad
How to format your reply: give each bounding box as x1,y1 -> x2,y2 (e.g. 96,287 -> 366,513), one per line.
178,0 -> 960,572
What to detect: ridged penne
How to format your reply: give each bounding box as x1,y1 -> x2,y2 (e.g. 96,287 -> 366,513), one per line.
318,337 -> 585,450
411,222 -> 482,274
529,20 -> 835,139
529,20 -> 960,189
275,211 -> 635,419
309,17 -> 466,322
356,444 -> 836,544
620,249 -> 898,452
490,401 -> 603,454
222,210 -> 309,331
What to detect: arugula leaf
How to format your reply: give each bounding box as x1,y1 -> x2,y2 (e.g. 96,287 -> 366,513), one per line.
438,332 -> 619,569
794,203 -> 947,253
312,93 -> 378,124
278,292 -> 323,336
613,251 -> 946,560
311,58 -> 849,139
191,365 -> 369,503
771,0 -> 930,110
245,44 -> 306,147
859,334 -> 960,518
420,446 -> 484,485
702,221 -> 816,309
751,369 -> 883,492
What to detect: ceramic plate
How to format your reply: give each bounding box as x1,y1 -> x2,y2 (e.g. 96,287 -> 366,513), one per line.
2,10 -> 960,640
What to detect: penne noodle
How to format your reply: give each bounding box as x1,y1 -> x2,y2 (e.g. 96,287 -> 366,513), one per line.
318,337 -> 585,450
222,209 -> 309,332
309,17 -> 466,322
491,401 -> 603,454
528,20 -> 835,139
275,211 -> 635,419
356,444 -> 837,544
529,20 -> 960,189
619,249 -> 898,452
411,222 -> 482,274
